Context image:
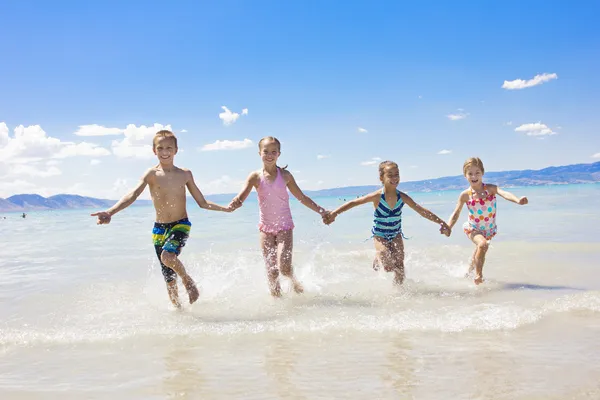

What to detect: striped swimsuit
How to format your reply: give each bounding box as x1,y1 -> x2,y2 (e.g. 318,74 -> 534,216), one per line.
372,189 -> 405,241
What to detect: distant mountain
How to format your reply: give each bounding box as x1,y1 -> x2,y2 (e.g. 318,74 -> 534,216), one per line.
1,194 -> 151,212
1,161 -> 599,212
306,161 -> 600,196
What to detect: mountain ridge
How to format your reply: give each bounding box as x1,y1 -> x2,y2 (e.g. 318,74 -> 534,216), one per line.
2,161 -> 599,212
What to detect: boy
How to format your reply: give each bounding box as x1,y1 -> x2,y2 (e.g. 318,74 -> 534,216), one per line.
91,130 -> 232,307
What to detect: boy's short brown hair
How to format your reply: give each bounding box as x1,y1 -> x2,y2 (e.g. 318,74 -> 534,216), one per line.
463,157 -> 485,175
153,130 -> 178,149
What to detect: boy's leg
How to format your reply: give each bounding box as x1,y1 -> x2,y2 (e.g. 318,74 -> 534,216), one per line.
276,229 -> 303,294
389,235 -> 405,285
160,251 -> 199,304
469,233 -> 489,285
155,245 -> 181,308
260,231 -> 281,297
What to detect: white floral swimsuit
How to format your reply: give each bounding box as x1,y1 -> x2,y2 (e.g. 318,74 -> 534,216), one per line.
463,184 -> 497,240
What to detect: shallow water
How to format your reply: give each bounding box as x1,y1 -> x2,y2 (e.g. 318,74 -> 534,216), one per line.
1,184 -> 599,399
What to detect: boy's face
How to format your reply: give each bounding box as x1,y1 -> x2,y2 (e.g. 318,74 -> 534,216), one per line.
380,166 -> 400,187
153,137 -> 178,164
259,142 -> 280,166
465,165 -> 483,186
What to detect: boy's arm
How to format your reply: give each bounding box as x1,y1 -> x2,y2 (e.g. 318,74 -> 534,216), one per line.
447,191 -> 468,229
90,169 -> 150,224
229,172 -> 259,209
284,170 -> 326,216
401,192 -> 451,235
490,185 -> 528,205
185,170 -> 232,212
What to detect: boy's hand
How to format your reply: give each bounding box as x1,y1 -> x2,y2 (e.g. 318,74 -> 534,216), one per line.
439,222 -> 451,237
518,196 -> 528,205
91,211 -> 111,225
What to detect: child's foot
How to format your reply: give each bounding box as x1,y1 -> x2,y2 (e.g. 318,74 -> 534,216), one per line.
292,280 -> 304,294
393,272 -> 404,286
183,278 -> 200,304
473,275 -> 484,285
270,280 -> 282,298
372,258 -> 380,271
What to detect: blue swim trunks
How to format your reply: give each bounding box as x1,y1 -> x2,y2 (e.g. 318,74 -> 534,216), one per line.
152,218 -> 192,282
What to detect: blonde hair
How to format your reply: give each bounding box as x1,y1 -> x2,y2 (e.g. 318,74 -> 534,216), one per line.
258,136 -> 287,169
378,160 -> 399,180
463,157 -> 485,175
153,130 -> 178,149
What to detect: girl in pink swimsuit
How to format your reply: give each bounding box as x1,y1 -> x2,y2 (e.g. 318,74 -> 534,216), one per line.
447,157 -> 529,285
230,136 -> 329,297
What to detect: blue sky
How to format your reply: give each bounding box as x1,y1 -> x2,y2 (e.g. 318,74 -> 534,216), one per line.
1,0 -> 599,199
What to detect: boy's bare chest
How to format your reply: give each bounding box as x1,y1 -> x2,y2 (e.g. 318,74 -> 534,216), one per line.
153,173 -> 187,191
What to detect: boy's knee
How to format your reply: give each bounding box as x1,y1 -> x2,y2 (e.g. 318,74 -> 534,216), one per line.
161,251 -> 178,266
280,266 -> 292,277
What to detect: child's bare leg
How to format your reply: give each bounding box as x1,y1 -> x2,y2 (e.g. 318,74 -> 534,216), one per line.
390,235 -> 405,285
166,280 -> 182,308
277,230 -> 303,294
374,237 -> 395,283
466,248 -> 477,277
469,234 -> 489,285
160,251 -> 199,304
260,231 -> 281,297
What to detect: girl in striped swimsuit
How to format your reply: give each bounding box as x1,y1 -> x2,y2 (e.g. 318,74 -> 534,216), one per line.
229,136 -> 329,297
325,161 -> 451,285
447,157 -> 528,285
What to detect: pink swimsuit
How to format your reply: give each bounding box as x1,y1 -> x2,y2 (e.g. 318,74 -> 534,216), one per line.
257,168 -> 295,234
463,184 -> 498,240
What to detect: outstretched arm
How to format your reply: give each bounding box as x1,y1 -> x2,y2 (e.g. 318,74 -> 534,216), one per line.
186,171 -> 232,212
447,191 -> 468,230
326,191 -> 380,224
401,192 -> 451,236
90,169 -> 150,224
490,185 -> 528,205
285,171 -> 326,216
229,171 -> 259,209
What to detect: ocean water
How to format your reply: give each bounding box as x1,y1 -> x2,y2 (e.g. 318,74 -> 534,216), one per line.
1,184 -> 599,399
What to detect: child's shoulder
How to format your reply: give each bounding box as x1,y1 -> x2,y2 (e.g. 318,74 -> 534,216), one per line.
484,183 -> 498,194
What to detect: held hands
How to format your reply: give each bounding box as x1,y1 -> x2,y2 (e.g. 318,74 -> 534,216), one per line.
228,197 -> 243,212
322,211 -> 336,225
91,211 -> 111,225
439,221 -> 451,237
518,196 -> 528,205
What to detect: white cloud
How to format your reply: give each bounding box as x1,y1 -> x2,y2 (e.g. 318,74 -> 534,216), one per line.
56,142 -> 111,158
317,180 -> 324,186
592,153 -> 600,159
219,106 -> 248,126
502,73 -> 558,90
90,159 -> 101,166
0,179 -> 37,198
317,154 -> 330,160
438,149 -> 452,155
200,138 -> 253,151
418,95 -> 423,99
46,160 -> 61,166
199,175 -> 245,195
357,127 -> 368,133
447,111 -> 468,121
514,122 -> 557,136
111,123 -> 171,158
74,124 -> 124,136
10,164 -> 61,178
504,121 -> 513,126
181,129 -> 188,133
0,123 -> 111,166
360,157 -> 382,166
409,165 -> 418,169
112,178 -> 129,193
